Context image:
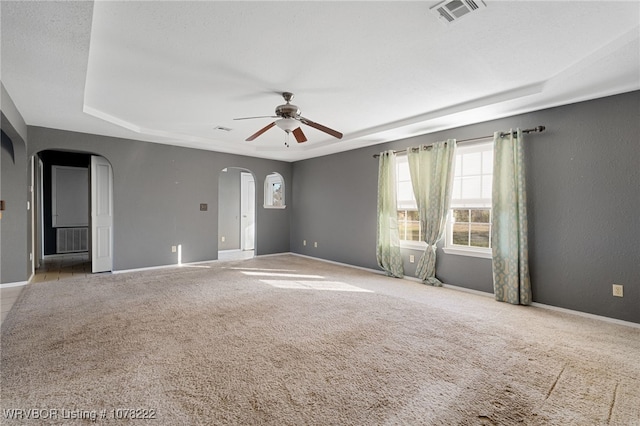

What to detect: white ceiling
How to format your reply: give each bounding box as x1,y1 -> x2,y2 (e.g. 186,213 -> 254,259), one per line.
2,1 -> 639,162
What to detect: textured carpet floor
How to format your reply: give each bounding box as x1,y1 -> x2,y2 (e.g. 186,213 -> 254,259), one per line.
1,254 -> 639,425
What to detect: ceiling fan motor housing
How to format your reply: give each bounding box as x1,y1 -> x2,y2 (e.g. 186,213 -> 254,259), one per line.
275,103 -> 300,118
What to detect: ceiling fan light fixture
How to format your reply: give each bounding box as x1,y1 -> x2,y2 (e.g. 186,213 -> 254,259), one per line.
275,118 -> 298,132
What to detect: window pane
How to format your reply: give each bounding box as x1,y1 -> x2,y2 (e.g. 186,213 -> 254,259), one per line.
396,157 -> 411,181
461,176 -> 481,199
470,224 -> 490,248
398,222 -> 407,240
462,152 -> 482,175
471,209 -> 490,223
408,221 -> 421,241
447,143 -> 493,250
398,181 -> 414,201
483,150 -> 493,174
453,209 -> 469,222
481,175 -> 492,199
398,210 -> 421,241
453,223 -> 469,245
452,177 -> 462,199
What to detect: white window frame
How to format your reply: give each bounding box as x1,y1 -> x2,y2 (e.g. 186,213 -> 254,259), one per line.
263,172 -> 285,209
443,140 -> 493,259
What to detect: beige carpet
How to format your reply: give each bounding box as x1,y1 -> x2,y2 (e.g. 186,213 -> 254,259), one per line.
1,254 -> 639,425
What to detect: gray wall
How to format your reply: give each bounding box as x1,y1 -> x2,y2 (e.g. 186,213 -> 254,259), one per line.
292,91 -> 640,323
27,127 -> 292,271
218,168 -> 241,250
1,83 -> 30,284
1,129 -> 29,283
1,83 -> 27,142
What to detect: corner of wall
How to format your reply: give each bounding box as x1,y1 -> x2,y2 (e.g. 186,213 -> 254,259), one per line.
1,82 -> 28,144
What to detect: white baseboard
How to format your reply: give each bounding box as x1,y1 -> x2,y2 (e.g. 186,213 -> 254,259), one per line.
530,302 -> 640,329
290,252 -> 385,275
116,252 -> 289,274
256,251 -> 295,259
186,259 -> 220,266
112,265 -> 177,274
0,281 -> 29,289
403,274 -> 495,298
113,259 -> 217,275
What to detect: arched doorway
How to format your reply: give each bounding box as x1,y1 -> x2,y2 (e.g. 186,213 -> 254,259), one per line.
33,150 -> 114,279
218,167 -> 256,261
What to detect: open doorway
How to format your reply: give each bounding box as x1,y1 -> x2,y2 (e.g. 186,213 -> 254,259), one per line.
218,168 -> 255,261
33,151 -> 113,281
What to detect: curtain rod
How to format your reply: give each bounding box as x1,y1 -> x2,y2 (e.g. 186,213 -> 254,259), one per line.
372,126 -> 546,158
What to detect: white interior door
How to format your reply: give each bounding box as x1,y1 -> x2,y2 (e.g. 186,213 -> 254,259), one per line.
240,172 -> 255,251
91,156 -> 113,272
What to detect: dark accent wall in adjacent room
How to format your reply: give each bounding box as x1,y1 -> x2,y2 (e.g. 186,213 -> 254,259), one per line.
291,91 -> 640,323
28,127 -> 292,271
39,150 -> 91,255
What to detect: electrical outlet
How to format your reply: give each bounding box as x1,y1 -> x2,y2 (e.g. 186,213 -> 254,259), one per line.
171,245 -> 177,253
314,242 -> 318,248
409,255 -> 415,263
303,240 -> 307,246
612,284 -> 623,297
221,236 -> 225,242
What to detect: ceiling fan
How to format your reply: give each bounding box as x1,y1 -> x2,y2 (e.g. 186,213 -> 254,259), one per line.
234,92 -> 343,145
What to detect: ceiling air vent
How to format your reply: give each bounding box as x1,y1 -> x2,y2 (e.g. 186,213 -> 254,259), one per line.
430,0 -> 487,24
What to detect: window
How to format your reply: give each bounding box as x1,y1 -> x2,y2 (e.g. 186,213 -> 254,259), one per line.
395,155 -> 423,246
264,172 -> 285,208
444,141 -> 493,258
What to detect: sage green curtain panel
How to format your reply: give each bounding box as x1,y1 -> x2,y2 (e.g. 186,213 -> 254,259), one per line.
408,140 -> 456,286
491,129 -> 532,305
376,151 -> 404,278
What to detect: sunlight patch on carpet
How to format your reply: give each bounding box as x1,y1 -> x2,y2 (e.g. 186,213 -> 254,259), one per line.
242,271 -> 324,279
228,267 -> 297,272
259,279 -> 373,292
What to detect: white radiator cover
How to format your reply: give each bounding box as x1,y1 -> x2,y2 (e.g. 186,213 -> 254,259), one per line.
56,227 -> 88,253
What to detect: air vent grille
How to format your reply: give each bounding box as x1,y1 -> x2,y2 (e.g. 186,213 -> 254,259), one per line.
57,227 -> 88,253
430,0 -> 487,24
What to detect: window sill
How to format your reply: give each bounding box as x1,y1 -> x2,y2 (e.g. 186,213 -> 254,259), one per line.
442,246 -> 492,259
263,205 -> 286,209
